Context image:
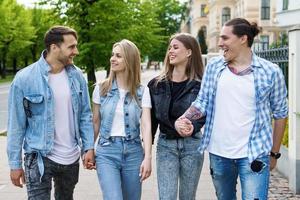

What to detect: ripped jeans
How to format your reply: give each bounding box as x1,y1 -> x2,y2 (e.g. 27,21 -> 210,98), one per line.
24,153 -> 79,200
209,153 -> 270,200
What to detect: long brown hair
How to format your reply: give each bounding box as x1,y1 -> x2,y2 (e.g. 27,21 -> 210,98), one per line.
100,39 -> 141,98
157,33 -> 204,83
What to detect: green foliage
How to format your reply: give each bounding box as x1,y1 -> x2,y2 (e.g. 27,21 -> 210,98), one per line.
148,0 -> 186,62
0,131 -> 7,136
0,0 -> 61,79
270,32 -> 288,48
43,0 -> 176,87
282,120 -> 288,147
0,0 -> 35,78
198,29 -> 207,54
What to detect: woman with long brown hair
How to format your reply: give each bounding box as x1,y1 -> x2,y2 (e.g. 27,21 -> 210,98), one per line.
148,33 -> 205,200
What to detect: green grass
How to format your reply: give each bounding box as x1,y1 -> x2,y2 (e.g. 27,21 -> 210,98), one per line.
0,131 -> 7,136
0,75 -> 14,83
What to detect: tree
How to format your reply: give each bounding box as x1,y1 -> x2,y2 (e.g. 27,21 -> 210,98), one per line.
45,0 -> 163,89
198,29 -> 207,54
29,7 -> 62,62
0,0 -> 35,78
147,0 -> 187,63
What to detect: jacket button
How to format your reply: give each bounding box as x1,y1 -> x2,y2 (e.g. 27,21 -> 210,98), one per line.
125,113 -> 129,116
125,101 -> 128,104
126,124 -> 129,128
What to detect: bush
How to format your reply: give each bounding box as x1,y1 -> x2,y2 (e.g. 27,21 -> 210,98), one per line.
282,120 -> 288,147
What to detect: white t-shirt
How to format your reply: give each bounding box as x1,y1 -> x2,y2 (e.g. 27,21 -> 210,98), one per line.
92,84 -> 151,137
207,67 -> 255,158
47,68 -> 80,165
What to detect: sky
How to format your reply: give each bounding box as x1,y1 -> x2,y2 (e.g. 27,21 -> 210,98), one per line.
17,0 -> 38,7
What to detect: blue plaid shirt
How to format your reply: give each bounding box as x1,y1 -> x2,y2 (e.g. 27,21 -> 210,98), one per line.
192,53 -> 288,162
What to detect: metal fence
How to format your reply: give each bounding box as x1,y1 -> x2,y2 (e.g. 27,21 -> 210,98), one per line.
255,46 -> 289,89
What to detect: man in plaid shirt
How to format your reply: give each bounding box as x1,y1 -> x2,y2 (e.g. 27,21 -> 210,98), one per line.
175,18 -> 288,200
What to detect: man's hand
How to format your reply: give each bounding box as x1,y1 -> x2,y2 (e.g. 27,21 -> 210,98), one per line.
10,169 -> 25,188
83,149 -> 96,170
175,116 -> 194,137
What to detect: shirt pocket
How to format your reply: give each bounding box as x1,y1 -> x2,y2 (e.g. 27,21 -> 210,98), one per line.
257,84 -> 272,104
24,94 -> 44,116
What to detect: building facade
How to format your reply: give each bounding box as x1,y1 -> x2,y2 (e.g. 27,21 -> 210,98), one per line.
181,0 -> 282,53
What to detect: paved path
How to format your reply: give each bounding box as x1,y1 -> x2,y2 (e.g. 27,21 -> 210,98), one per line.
0,83 -> 10,132
1,69 -> 300,199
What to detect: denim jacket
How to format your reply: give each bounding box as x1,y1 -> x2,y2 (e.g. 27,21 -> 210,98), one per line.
99,80 -> 144,141
148,77 -> 206,141
7,51 -> 94,178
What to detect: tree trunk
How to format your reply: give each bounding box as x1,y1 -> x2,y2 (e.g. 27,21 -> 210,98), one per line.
1,52 -> 7,79
13,57 -> 17,74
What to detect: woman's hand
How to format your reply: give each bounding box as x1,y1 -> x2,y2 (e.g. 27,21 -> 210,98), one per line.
139,157 -> 152,182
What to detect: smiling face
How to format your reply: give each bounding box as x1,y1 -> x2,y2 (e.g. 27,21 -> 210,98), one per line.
55,34 -> 79,66
110,45 -> 126,73
168,38 -> 191,67
218,25 -> 247,63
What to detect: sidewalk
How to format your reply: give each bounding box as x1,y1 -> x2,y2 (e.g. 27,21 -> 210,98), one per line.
1,69 -> 300,199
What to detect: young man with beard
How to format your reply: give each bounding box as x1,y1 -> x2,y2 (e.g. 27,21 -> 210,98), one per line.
175,18 -> 288,200
7,26 -> 95,200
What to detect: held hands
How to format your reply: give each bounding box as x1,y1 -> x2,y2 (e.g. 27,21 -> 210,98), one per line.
175,116 -> 194,137
83,149 -> 96,170
139,157 -> 152,182
10,168 -> 25,188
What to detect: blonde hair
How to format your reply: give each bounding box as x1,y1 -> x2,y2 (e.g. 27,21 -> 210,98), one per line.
100,39 -> 141,98
157,33 -> 204,83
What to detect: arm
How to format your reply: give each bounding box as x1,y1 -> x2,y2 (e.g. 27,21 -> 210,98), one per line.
79,76 -> 94,152
139,107 -> 152,181
175,59 -> 214,136
147,80 -> 158,143
269,65 -> 288,170
92,103 -> 100,142
270,118 -> 287,170
78,75 -> 95,169
7,82 -> 26,187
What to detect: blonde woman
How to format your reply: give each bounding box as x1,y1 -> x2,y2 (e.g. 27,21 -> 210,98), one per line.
92,39 -> 152,200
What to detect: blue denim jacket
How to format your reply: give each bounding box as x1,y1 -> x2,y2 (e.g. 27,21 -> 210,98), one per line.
7,51 -> 94,178
99,80 -> 144,141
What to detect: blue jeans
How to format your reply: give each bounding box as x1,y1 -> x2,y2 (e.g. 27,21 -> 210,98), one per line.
209,153 -> 270,200
24,153 -> 79,200
95,137 -> 144,200
156,133 -> 204,200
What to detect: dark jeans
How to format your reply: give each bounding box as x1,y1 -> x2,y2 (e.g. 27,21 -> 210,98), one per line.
24,153 -> 79,200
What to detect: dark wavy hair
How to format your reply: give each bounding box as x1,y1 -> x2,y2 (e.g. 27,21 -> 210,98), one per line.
225,18 -> 261,47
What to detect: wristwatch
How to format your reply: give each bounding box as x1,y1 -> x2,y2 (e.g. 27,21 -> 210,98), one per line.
270,151 -> 281,159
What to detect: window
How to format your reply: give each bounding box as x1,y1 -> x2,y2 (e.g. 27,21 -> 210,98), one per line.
260,35 -> 269,50
282,0 -> 289,10
261,0 -> 270,20
201,4 -> 207,17
222,7 -> 231,25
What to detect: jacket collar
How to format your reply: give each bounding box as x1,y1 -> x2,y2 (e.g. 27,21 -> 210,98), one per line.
38,50 -> 76,76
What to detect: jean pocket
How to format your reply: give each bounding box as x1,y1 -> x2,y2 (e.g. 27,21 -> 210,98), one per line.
24,153 -> 40,183
250,158 -> 268,173
99,138 -> 112,147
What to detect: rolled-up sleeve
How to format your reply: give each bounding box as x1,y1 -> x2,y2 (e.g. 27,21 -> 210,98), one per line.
270,65 -> 288,119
